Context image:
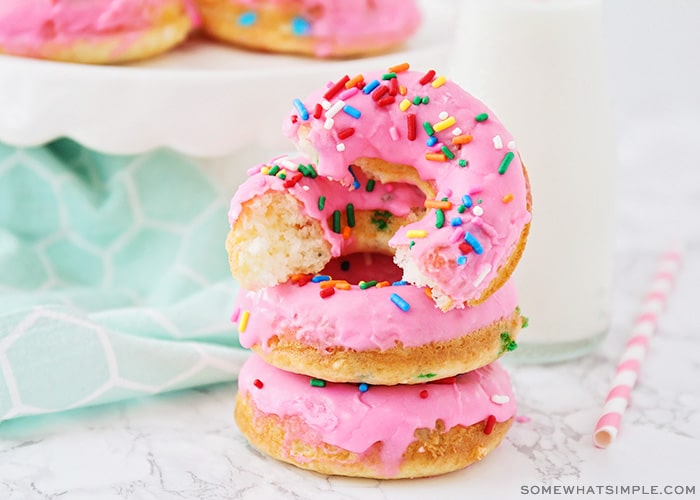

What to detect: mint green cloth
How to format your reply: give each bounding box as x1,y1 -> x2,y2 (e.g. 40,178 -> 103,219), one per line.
0,139 -> 247,423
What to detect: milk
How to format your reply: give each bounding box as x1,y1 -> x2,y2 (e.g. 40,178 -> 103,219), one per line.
449,0 -> 616,361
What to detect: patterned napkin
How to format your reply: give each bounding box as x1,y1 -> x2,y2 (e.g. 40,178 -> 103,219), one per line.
0,139 -> 248,423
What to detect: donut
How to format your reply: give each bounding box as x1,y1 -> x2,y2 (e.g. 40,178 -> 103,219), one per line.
194,0 -> 421,58
0,0 -> 198,64
227,66 -> 532,311
232,247 -> 523,385
235,354 -> 516,479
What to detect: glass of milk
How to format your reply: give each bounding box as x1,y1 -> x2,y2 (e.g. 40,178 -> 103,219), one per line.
449,0 -> 617,362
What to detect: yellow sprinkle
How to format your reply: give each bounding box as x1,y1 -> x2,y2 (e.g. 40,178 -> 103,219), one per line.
260,166 -> 270,175
335,282 -> 352,290
277,169 -> 287,178
238,310 -> 250,333
389,62 -> 410,73
431,75 -> 447,88
406,229 -> 428,239
502,193 -> 514,204
433,116 -> 456,132
399,98 -> 412,112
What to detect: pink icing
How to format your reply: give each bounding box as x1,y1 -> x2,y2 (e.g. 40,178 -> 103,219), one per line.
283,69 -> 531,306
230,0 -> 421,57
234,252 -> 518,351
239,354 -> 517,476
0,0 -> 198,55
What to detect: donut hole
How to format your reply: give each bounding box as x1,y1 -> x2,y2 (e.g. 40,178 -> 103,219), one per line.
320,253 -> 403,285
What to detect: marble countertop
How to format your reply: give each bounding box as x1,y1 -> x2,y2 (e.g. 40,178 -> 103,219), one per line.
2,1 -> 699,498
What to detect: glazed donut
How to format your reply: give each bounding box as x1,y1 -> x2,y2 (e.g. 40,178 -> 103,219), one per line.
0,0 -> 197,64
227,66 -> 532,311
232,249 -> 523,385
194,0 -> 421,58
235,354 -> 516,479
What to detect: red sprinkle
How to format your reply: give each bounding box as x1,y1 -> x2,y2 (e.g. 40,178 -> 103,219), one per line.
283,172 -> 303,188
419,69 -> 436,85
458,242 -> 473,254
323,75 -> 350,100
407,113 -> 417,141
432,376 -> 457,385
389,77 -> 399,96
356,81 -> 366,90
484,415 -> 497,435
296,275 -> 312,287
337,127 -> 355,140
372,85 -> 390,101
253,379 -> 264,389
419,389 -> 429,399
291,115 -> 298,124
320,287 -> 335,299
313,103 -> 323,119
377,96 -> 396,107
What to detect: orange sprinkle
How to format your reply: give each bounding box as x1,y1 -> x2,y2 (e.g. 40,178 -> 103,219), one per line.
290,273 -> 309,283
424,287 -> 433,300
376,281 -> 391,288
335,282 -> 352,290
502,193 -> 514,204
342,225 -> 352,240
388,62 -> 410,73
424,200 -> 453,210
346,74 -> 364,89
320,280 -> 347,289
399,85 -> 407,96
425,153 -> 448,162
452,134 -> 474,145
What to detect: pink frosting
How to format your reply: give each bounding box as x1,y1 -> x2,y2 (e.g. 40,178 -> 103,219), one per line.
233,251 -> 518,352
283,68 -> 531,306
239,354 -> 516,476
230,0 -> 421,57
0,0 -> 198,55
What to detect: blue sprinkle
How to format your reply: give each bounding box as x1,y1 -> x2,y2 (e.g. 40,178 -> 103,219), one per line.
358,383 -> 369,393
363,79 -> 381,94
347,165 -> 361,190
392,280 -> 408,286
456,255 -> 467,265
238,11 -> 257,27
292,98 -> 309,121
291,16 -> 311,36
462,194 -> 473,208
426,136 -> 438,147
450,217 -> 463,227
390,293 -> 411,312
311,275 -> 331,283
343,105 -> 361,119
464,232 -> 484,254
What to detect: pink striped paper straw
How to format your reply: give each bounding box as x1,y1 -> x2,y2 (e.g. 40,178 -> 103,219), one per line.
593,242 -> 683,448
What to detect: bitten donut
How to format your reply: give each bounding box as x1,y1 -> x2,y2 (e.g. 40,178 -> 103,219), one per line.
0,0 -> 198,64
232,247 -> 523,385
227,66 -> 532,311
236,354 -> 516,479
194,0 -> 421,58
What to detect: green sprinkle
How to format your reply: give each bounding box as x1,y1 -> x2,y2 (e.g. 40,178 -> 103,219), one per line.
522,316 -> 529,329
475,113 -> 489,122
423,121 -> 435,136
366,179 -> 376,192
422,96 -> 430,104
409,241 -> 415,249
457,205 -> 466,214
306,164 -> 317,178
459,159 -> 468,167
268,165 -> 280,176
346,203 -> 356,228
413,95 -> 422,105
359,280 -> 378,290
417,373 -> 437,379
277,172 -> 286,180
435,209 -> 445,229
499,332 -> 518,354
382,72 -> 397,80
297,164 -> 309,176
318,196 -> 326,211
499,151 -> 515,175
332,210 -> 341,233
441,145 -> 455,159
371,210 -> 392,231
310,378 -> 326,387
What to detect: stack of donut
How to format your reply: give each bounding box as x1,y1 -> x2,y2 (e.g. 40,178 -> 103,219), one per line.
228,63 -> 532,479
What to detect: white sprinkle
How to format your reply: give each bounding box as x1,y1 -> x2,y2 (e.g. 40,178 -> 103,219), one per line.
389,126 -> 399,141
508,140 -> 516,149
472,206 -> 484,216
336,143 -> 346,152
493,135 -> 503,150
473,263 -> 492,286
324,118 -> 335,130
418,446 -> 426,453
439,111 -> 449,120
491,394 -> 510,405
320,99 -> 331,110
302,185 -> 310,191
278,159 -> 297,170
326,99 -> 346,118
452,127 -> 463,136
